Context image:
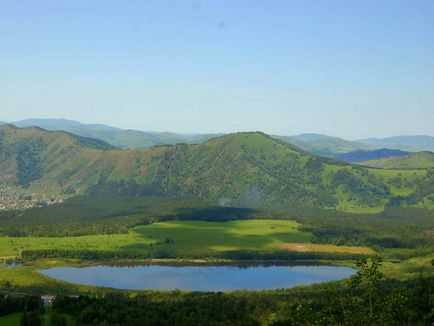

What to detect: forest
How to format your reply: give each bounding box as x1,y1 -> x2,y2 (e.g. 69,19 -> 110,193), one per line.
1,195 -> 432,262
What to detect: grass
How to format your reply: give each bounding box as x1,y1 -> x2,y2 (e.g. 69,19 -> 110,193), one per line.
0,233 -> 151,257
368,168 -> 426,196
275,243 -> 374,254
134,219 -> 312,251
381,253 -> 434,279
0,313 -> 21,326
0,219 -> 375,257
361,152 -> 434,169
0,220 -> 311,256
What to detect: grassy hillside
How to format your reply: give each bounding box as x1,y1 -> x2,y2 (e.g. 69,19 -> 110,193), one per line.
360,152 -> 434,169
334,148 -> 412,163
274,134 -> 373,156
0,126 -> 432,212
0,125 -> 115,187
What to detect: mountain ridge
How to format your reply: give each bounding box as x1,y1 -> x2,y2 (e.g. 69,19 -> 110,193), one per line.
334,148 -> 412,163
10,118 -> 222,149
5,119 -> 434,154
358,135 -> 434,152
1,125 -> 432,212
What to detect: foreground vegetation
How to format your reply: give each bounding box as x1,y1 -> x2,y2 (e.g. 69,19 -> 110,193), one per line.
1,257 -> 432,325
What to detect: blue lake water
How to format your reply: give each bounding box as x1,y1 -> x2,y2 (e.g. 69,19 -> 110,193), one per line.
39,264 -> 355,291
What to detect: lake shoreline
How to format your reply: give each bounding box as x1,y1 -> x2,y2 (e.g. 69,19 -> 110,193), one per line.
38,263 -> 357,292
23,256 -> 356,268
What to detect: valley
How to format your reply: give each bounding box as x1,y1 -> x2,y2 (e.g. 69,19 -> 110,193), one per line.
0,125 -> 432,325
2,1 -> 434,322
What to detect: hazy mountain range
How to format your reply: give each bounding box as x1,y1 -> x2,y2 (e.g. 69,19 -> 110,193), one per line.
357,136 -> 434,152
8,119 -> 222,149
1,119 -> 434,160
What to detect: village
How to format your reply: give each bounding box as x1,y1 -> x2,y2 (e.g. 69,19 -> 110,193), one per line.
0,186 -> 63,211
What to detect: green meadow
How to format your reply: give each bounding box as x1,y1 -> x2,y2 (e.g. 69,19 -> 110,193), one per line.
0,219 -> 373,258
0,313 -> 21,326
135,219 -> 311,251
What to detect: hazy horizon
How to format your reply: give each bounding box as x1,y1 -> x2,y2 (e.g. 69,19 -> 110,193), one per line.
2,116 -> 434,140
1,1 -> 433,138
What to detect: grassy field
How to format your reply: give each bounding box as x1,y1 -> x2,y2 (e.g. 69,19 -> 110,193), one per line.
135,220 -> 311,251
0,313 -> 21,326
361,152 -> 434,169
135,220 -> 373,254
0,220 -> 373,258
276,242 -> 374,254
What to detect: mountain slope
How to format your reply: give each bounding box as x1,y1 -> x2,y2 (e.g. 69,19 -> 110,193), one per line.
274,134 -> 373,156
334,148 -> 412,163
358,135 -> 434,152
12,119 -> 221,149
359,152 -> 434,169
0,124 -> 115,187
1,126 -> 432,211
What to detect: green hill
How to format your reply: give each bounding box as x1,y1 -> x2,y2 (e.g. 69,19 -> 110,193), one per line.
360,151 -> 434,169
12,119 -> 221,149
0,124 -> 115,187
333,148 -> 412,163
10,119 -> 374,155
358,135 -> 434,152
0,125 -> 432,211
274,134 -> 373,156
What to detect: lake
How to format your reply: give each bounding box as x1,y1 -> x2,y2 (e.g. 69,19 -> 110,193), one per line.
39,264 -> 355,291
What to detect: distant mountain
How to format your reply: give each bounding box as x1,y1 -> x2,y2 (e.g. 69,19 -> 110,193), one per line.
0,125 -> 416,210
292,133 -> 332,142
358,136 -> 434,152
6,119 -> 434,156
334,148 -> 412,163
11,119 -> 221,149
359,151 -> 434,169
274,134 -> 373,156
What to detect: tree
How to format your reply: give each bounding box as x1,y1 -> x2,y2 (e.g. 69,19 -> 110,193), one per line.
348,255 -> 383,323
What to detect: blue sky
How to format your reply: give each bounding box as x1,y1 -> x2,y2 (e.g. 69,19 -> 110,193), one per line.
0,0 -> 433,138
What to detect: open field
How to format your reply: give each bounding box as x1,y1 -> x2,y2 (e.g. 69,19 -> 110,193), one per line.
135,220 -> 312,251
276,242 -> 374,254
0,313 -> 21,326
0,220 -> 374,258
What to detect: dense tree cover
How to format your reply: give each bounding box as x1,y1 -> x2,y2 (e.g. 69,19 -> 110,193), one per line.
21,248 -> 363,262
1,196 -> 433,261
47,258 -> 434,326
0,295 -> 42,325
0,196 -> 263,237
16,137 -> 45,187
331,168 -> 390,206
86,138 -> 393,210
297,206 -> 434,260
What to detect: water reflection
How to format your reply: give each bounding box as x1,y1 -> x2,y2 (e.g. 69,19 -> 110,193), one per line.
39,264 -> 355,291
